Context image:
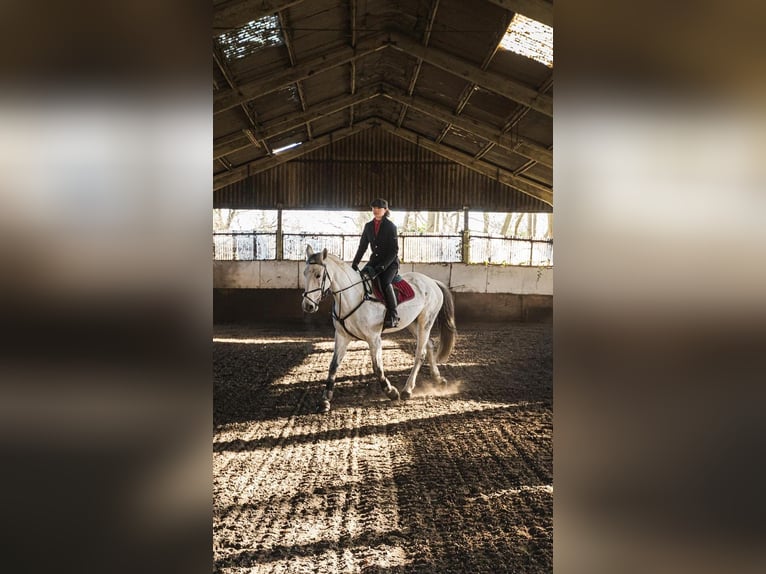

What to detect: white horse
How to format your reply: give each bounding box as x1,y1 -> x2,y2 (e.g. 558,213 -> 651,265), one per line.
302,245 -> 457,412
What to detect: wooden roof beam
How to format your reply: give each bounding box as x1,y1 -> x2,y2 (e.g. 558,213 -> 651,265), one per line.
484,0 -> 553,28
261,87 -> 379,140
214,120 -> 377,190
381,85 -> 551,167
349,0 -> 358,126
278,10 -> 312,140
456,10 -> 512,115
214,134 -> 256,161
434,10 -> 512,144
214,33 -> 387,114
214,87 -> 381,159
213,43 -> 270,154
474,73 -> 553,166
376,120 -> 552,206
213,0 -> 306,36
397,0 -> 441,127
386,30 -> 552,117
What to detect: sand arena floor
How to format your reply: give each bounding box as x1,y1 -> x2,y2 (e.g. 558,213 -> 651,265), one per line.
214,322 -> 552,573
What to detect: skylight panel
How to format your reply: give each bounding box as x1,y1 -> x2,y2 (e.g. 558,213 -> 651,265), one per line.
273,142 -> 302,154
217,15 -> 283,61
499,13 -> 553,68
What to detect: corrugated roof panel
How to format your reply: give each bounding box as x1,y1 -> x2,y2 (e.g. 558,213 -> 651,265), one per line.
399,108 -> 446,140
518,162 -> 553,187
462,88 -> 519,126
440,127 -> 486,157
411,63 -> 471,107
300,66 -> 349,106
214,127 -> 550,212
428,0 -> 509,67
250,85 -> 303,123
512,113 -> 553,148
481,145 -> 533,172
213,0 -> 553,210
306,110 -> 348,137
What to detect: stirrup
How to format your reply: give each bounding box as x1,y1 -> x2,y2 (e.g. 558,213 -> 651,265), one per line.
384,313 -> 399,328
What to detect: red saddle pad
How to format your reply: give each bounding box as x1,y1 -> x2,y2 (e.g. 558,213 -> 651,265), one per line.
372,279 -> 415,304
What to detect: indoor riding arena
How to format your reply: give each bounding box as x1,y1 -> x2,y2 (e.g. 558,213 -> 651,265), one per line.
213,1 -> 553,572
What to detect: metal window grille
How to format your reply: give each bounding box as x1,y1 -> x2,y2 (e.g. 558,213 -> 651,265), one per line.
213,233 -> 276,260
213,232 -> 552,266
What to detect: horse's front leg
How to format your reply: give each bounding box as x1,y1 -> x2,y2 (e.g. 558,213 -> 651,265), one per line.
369,335 -> 399,401
318,332 -> 351,413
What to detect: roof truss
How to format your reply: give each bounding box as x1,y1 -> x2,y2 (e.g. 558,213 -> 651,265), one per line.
213,0 -> 554,207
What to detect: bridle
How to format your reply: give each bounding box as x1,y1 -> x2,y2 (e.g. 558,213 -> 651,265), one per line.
301,262 -> 331,305
302,259 -> 378,339
302,260 -> 378,302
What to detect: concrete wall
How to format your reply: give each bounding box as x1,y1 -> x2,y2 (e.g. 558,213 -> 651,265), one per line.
215,261 -> 552,294
214,261 -> 552,324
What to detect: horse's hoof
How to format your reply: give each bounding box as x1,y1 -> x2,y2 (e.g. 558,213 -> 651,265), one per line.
316,400 -> 332,413
400,390 -> 411,400
438,377 -> 448,386
386,387 -> 400,401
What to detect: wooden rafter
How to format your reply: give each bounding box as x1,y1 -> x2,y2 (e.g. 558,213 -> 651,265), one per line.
435,11 -> 513,143
474,73 -> 552,164
212,4 -> 553,204
214,120 -> 377,190
214,29 -> 550,116
381,86 -> 551,167
376,120 -> 551,205
213,43 -> 270,154
213,0 -> 307,36
277,10 -> 312,140
387,31 -> 552,117
214,33 -> 387,114
484,0 -> 553,27
349,0 -> 357,127
214,87 -> 381,160
396,0 -> 440,127
214,117 -> 552,204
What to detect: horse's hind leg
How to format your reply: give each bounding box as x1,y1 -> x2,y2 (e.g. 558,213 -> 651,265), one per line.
401,320 -> 429,400
369,335 -> 399,401
425,338 -> 447,385
318,332 -> 351,413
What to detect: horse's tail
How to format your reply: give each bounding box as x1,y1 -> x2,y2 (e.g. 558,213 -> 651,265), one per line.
435,280 -> 457,362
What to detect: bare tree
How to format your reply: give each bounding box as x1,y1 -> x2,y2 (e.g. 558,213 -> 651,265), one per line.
213,208 -> 236,232
427,211 -> 440,233
501,213 -> 513,236
512,213 -> 524,237
401,210 -> 414,232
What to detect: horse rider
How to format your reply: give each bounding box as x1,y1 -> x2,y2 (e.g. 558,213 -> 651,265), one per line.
352,198 -> 400,328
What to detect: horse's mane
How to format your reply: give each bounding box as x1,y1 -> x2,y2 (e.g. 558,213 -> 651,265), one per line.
324,252 -> 344,265
324,252 -> 356,282
307,250 -> 343,266
308,251 -> 356,284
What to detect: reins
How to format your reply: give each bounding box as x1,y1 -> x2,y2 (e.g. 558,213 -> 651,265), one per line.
302,261 -> 378,340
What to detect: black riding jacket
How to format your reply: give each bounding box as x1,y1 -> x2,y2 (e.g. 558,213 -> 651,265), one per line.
352,217 -> 399,272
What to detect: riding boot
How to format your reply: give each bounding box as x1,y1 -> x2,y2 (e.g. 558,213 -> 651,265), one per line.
383,283 -> 399,328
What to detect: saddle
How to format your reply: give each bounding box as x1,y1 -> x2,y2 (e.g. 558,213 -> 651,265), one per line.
362,273 -> 415,304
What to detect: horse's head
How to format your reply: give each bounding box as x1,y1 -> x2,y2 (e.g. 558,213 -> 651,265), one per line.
302,245 -> 329,313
